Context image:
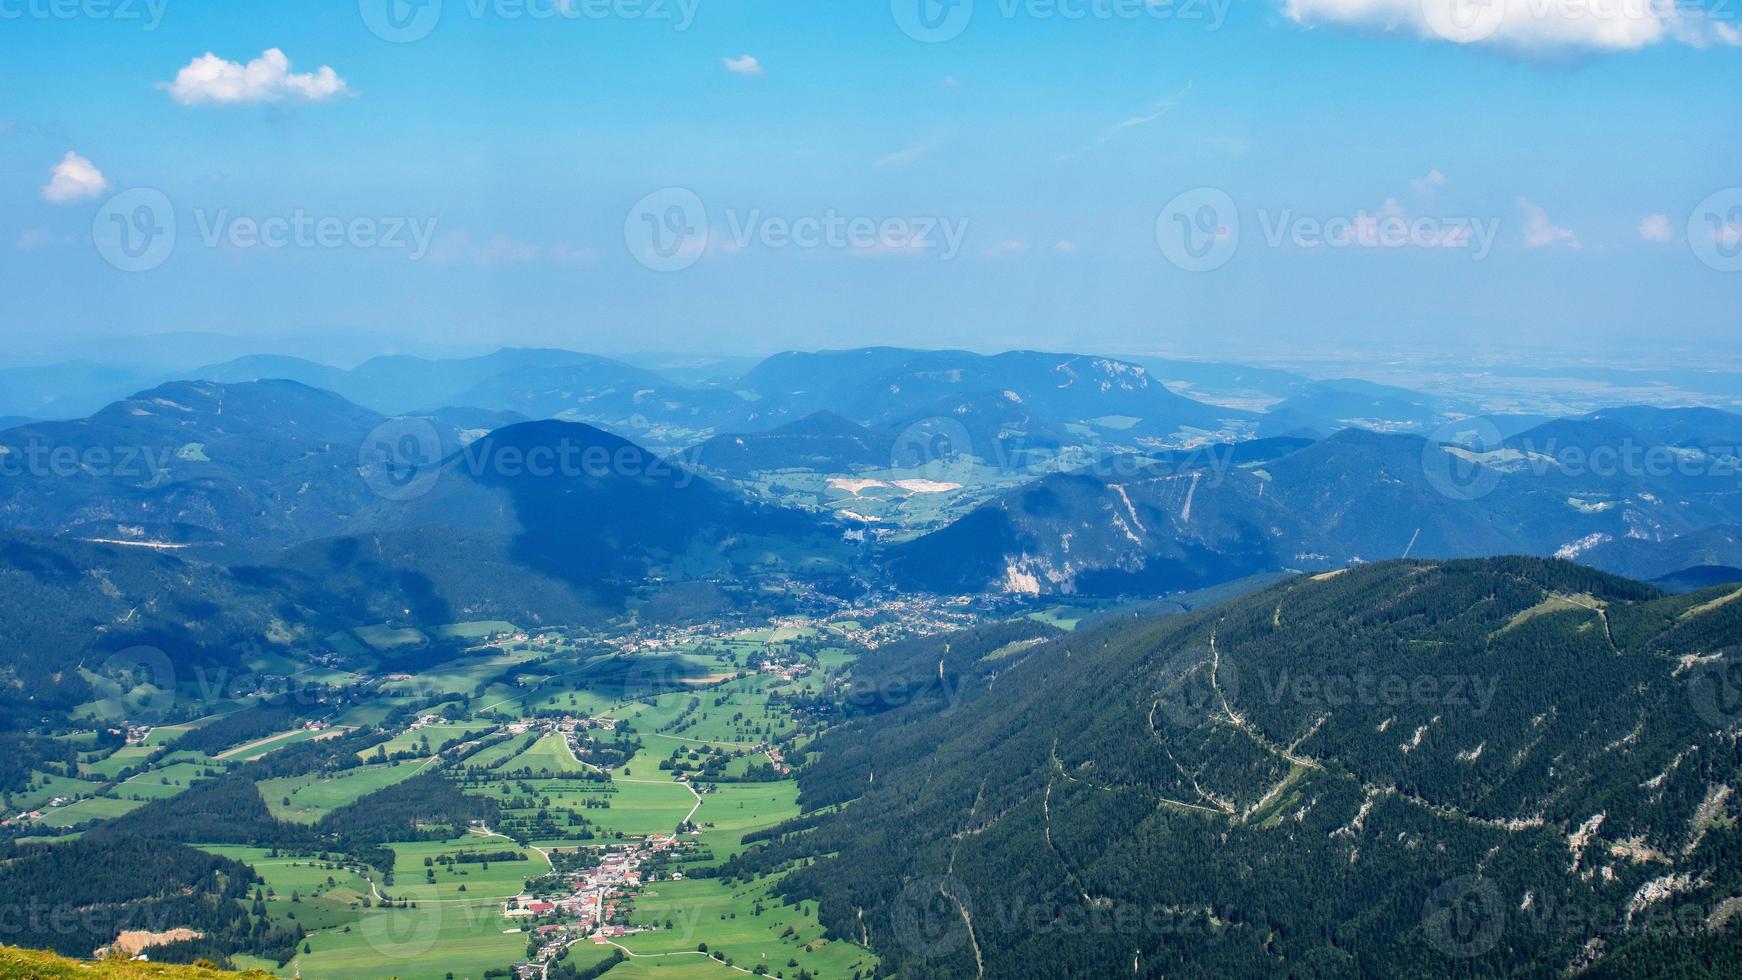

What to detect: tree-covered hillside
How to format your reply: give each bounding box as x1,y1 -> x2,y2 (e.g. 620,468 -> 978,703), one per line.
727,558 -> 1742,978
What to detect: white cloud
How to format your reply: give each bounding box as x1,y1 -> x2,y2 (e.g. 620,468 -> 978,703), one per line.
941,75 -> 963,89
1518,197 -> 1580,249
160,49 -> 350,106
985,240 -> 1028,257
1638,212 -> 1674,243
1053,240 -> 1078,254
41,151 -> 108,203
1283,0 -> 1740,52
723,55 -> 764,77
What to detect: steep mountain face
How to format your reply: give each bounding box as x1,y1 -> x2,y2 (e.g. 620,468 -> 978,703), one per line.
382,419 -> 839,589
733,559 -> 1742,978
0,380 -> 394,549
738,347 -> 1246,439
891,412 -> 1742,595
888,430 -> 1464,594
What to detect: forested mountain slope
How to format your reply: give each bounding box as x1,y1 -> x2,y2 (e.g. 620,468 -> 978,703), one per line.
730,558 -> 1742,978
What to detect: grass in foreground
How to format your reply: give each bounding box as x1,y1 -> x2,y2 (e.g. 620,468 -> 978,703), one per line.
0,945 -> 273,979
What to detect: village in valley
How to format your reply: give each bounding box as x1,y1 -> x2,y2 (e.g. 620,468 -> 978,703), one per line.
2,587 -> 1047,979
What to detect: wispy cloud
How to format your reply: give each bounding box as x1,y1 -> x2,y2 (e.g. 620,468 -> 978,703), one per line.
1410,169 -> 1447,200
876,138 -> 940,168
1059,82 -> 1193,161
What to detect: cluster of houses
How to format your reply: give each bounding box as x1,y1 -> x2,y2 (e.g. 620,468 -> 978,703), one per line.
2,796 -> 73,826
505,836 -> 687,970
757,658 -> 813,682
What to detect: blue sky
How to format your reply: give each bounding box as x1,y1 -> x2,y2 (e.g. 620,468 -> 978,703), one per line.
1,0 -> 1738,362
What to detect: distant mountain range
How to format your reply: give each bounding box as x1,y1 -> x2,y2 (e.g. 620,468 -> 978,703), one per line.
890,408 -> 1742,594
7,370 -> 1742,614
1,346 -> 1255,462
